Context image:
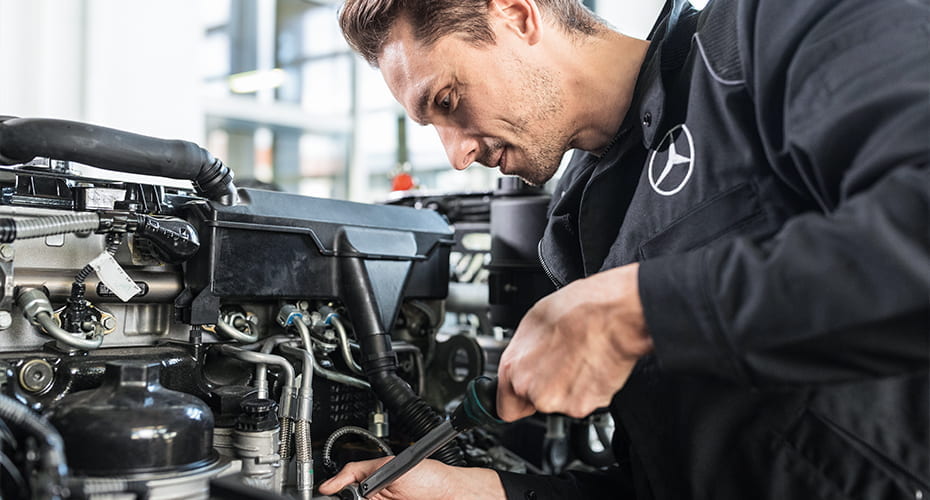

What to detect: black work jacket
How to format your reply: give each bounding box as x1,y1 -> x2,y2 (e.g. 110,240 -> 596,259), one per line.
498,0 -> 930,498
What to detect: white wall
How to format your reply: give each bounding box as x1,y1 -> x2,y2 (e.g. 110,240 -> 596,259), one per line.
597,0 -> 666,39
0,0 -> 204,142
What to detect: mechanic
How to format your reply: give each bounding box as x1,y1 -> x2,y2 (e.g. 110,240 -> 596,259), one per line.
320,0 -> 930,498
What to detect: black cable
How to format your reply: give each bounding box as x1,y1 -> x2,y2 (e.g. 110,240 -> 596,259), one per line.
66,232 -> 124,333
0,417 -> 17,450
0,448 -> 26,491
0,394 -> 68,499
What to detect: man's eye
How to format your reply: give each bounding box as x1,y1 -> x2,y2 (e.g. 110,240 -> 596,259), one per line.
438,94 -> 452,109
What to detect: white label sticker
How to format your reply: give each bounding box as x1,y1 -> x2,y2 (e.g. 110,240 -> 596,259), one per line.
88,252 -> 141,302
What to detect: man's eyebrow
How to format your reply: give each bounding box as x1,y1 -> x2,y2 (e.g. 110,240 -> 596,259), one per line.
412,86 -> 432,126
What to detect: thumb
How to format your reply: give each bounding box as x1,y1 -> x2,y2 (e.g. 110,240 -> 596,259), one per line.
318,456 -> 394,495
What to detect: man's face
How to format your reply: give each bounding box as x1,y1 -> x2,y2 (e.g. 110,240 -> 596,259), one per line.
379,17 -> 571,186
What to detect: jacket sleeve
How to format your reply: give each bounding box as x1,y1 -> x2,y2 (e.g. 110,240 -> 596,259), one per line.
639,0 -> 930,386
496,467 -> 633,500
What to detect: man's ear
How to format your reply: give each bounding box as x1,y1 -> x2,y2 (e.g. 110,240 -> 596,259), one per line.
488,0 -> 542,45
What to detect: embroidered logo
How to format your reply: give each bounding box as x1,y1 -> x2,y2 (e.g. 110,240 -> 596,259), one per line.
647,124 -> 695,196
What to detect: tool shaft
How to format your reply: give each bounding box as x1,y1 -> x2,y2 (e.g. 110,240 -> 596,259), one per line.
340,376 -> 502,499
359,420 -> 458,497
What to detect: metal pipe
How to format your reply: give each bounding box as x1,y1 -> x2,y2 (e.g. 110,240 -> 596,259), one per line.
216,317 -> 259,344
216,345 -> 295,422
256,336 -> 298,465
253,336 -> 298,399
279,341 -> 314,500
393,342 -> 426,398
290,323 -> 370,390
329,315 -> 364,376
15,268 -> 183,303
293,419 -> 313,500
35,312 -> 104,350
16,288 -> 103,351
278,345 -> 314,421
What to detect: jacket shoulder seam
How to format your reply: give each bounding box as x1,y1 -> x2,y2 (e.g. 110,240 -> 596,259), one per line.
693,33 -> 746,86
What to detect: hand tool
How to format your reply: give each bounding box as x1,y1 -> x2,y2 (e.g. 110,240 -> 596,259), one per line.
338,376 -> 502,499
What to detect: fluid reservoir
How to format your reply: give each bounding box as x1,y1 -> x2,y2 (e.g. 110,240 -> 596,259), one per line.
488,177 -> 556,328
46,360 -> 215,476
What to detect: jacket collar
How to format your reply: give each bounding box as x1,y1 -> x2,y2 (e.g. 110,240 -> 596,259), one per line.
639,0 -> 703,149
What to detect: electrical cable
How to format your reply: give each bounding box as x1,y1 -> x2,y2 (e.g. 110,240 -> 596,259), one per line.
0,393 -> 68,500
0,449 -> 26,492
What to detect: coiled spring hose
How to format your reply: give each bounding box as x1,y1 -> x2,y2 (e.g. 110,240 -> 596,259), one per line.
0,213 -> 100,243
322,426 -> 393,474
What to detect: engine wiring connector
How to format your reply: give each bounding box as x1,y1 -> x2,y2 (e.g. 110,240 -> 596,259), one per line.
16,288 -> 103,351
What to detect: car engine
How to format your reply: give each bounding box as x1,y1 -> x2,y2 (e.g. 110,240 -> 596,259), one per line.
0,116 -> 614,499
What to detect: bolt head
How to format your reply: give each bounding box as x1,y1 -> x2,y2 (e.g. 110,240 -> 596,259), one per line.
101,316 -> 117,331
0,311 -> 12,330
0,244 -> 14,261
19,359 -> 54,393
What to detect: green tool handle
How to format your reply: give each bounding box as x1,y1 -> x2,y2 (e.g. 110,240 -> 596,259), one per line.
450,375 -> 504,431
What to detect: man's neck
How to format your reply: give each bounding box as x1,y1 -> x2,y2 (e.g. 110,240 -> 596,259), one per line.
557,29 -> 650,154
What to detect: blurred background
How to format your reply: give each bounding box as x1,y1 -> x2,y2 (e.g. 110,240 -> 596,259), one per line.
0,0 -> 668,203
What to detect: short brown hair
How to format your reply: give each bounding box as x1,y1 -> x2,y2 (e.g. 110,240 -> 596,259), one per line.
339,0 -> 600,66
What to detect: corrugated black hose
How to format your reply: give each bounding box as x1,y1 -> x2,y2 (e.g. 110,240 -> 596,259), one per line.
0,117 -> 236,204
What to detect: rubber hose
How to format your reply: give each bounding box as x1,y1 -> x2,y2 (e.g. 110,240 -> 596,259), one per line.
0,118 -> 236,204
0,394 -> 68,498
367,370 -> 464,466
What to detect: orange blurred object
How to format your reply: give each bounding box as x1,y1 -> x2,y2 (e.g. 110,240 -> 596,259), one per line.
391,172 -> 416,191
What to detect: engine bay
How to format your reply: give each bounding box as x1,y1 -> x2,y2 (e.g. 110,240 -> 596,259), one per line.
0,117 -> 613,499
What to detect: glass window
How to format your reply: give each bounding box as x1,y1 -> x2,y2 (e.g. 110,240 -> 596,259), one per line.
302,6 -> 348,56
202,32 -> 231,80
300,134 -> 347,178
299,56 -> 352,115
357,62 -> 396,111
201,0 -> 231,28
358,111 -> 399,174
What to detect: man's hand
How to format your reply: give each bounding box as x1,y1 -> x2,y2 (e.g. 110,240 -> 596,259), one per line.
497,262 -> 653,421
318,457 -> 505,500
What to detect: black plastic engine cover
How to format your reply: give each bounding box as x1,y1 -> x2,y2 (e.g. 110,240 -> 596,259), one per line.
180,188 -> 454,325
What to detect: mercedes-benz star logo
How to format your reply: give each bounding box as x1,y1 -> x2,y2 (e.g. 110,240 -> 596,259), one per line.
647,124 -> 695,196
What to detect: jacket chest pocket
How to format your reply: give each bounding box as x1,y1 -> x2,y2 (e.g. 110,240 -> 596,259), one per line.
638,182 -> 765,260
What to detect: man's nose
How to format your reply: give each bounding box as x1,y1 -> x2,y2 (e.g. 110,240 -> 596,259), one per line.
436,125 -> 479,171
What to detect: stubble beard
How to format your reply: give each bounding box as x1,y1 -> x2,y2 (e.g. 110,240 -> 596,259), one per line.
508,60 -> 568,186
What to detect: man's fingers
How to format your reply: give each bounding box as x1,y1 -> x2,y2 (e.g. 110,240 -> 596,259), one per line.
496,374 -> 536,422
318,456 -> 394,494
